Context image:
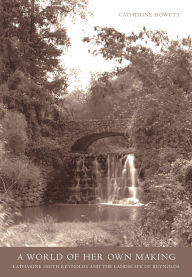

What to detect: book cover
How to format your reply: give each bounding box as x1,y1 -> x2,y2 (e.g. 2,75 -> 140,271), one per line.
0,0 -> 191,276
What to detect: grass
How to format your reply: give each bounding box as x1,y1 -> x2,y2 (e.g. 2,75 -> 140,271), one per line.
0,214 -> 176,247
0,215 -> 122,247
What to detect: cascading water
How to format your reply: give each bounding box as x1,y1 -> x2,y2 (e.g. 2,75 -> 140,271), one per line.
72,153 -> 141,206
68,154 -> 142,223
96,154 -> 141,206
122,154 -> 139,205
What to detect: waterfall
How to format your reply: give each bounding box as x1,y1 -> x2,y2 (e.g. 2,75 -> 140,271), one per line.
99,154 -> 140,205
72,153 -> 140,205
127,155 -> 137,199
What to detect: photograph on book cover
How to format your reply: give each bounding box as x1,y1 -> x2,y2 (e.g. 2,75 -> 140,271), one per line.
0,0 -> 192,275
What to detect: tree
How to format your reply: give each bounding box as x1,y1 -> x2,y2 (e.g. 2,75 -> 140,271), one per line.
0,0 -> 89,95
3,110 -> 28,155
84,26 -> 192,94
84,27 -> 192,174
0,0 -> 90,136
86,69 -> 143,119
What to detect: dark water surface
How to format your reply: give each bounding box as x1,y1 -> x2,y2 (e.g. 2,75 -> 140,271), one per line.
20,204 -> 143,223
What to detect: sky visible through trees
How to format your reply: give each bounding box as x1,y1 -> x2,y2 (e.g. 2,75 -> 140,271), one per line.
63,0 -> 192,92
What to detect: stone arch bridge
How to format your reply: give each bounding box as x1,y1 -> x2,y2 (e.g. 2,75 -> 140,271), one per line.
57,118 -> 132,153
13,118 -> 133,206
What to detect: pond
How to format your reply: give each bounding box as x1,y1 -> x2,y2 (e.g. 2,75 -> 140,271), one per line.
20,203 -> 143,223
19,154 -> 144,224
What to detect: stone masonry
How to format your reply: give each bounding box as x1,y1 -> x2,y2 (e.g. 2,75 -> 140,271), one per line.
10,118 -> 132,206
51,118 -> 131,153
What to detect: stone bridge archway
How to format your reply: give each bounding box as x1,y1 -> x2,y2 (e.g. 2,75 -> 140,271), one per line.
59,118 -> 131,153
71,131 -> 127,153
13,118 -> 132,206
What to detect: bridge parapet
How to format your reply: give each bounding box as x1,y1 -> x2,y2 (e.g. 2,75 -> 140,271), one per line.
48,118 -> 132,153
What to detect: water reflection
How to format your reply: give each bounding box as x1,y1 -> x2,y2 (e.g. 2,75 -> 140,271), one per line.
20,204 -> 142,223
96,204 -> 140,221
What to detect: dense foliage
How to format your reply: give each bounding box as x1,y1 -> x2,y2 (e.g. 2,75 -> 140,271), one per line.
0,1 -> 191,246
82,26 -> 192,245
0,0 -> 89,228
84,27 -> 192,168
